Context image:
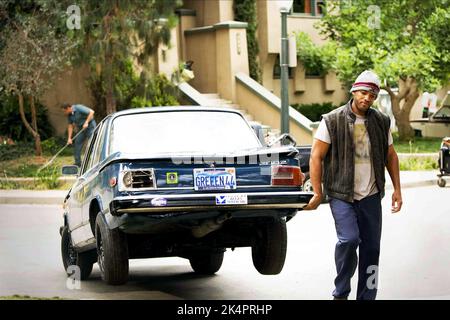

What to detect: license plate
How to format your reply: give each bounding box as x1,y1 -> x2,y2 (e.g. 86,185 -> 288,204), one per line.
215,194 -> 248,205
193,168 -> 236,191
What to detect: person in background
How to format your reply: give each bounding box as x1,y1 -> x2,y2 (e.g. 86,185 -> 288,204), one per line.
61,103 -> 96,167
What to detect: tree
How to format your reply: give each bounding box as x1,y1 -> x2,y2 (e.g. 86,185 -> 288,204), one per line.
0,1 -> 72,156
234,0 -> 262,82
71,0 -> 180,115
319,0 -> 450,140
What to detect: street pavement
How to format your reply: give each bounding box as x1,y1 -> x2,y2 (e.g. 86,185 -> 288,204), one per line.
0,184 -> 449,300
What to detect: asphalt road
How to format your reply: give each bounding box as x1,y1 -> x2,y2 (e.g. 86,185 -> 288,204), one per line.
0,185 -> 449,300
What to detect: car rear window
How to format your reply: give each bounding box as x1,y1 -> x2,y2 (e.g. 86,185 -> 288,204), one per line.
109,110 -> 261,155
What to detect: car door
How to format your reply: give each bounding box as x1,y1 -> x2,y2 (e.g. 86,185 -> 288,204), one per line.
68,125 -> 101,246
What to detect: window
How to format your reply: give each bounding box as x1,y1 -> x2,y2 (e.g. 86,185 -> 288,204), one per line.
81,126 -> 100,174
273,55 -> 294,79
110,111 -> 260,155
292,0 -> 326,16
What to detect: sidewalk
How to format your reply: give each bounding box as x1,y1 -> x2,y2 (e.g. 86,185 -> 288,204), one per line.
0,171 -> 442,205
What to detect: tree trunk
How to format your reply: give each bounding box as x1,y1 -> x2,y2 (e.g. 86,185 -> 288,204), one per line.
104,14 -> 116,115
29,96 -> 42,156
105,56 -> 116,115
17,93 -> 42,156
386,77 -> 420,141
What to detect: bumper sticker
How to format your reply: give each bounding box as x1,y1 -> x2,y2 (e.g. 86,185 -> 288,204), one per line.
215,194 -> 248,205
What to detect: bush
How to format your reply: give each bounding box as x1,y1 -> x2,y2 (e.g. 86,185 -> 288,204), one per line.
90,59 -> 180,118
399,157 -> 439,171
0,142 -> 34,161
0,94 -> 54,142
41,137 -> 72,156
292,102 -> 343,122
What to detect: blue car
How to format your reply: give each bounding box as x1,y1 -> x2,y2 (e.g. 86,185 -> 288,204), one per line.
60,107 -> 313,285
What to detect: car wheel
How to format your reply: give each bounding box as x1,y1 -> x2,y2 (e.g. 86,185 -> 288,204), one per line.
438,178 -> 446,188
61,226 -> 95,280
95,214 -> 129,285
252,218 -> 287,275
302,173 -> 313,192
189,251 -> 224,275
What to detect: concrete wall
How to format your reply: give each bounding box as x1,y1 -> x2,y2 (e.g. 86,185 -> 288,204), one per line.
157,27 -> 180,78
40,65 -> 94,137
185,22 -> 249,99
256,0 -> 348,106
182,0 -> 234,27
185,28 -> 218,93
236,74 -> 313,145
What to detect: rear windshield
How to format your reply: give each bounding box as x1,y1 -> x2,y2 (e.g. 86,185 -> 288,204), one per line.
109,110 -> 261,155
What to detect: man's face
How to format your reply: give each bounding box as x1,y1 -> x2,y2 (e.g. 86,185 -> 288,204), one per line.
352,90 -> 377,115
63,106 -> 72,116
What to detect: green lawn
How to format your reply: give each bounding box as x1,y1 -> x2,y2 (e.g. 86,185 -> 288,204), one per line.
0,155 -> 74,190
393,136 -> 442,153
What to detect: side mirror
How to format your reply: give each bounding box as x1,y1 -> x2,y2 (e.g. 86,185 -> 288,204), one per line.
62,165 -> 79,176
267,133 -> 297,148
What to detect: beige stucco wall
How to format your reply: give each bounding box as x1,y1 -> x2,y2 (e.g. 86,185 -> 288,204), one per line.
40,65 -> 94,137
185,22 -> 249,98
236,80 -> 313,145
256,1 -> 347,106
178,14 -> 197,61
216,27 -> 250,101
183,0 -> 234,27
157,27 -> 180,78
185,30 -> 217,93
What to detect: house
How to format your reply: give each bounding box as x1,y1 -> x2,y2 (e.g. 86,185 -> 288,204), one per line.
40,0 -> 448,143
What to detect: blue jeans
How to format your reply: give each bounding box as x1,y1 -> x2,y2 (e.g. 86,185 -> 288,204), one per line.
73,121 -> 96,167
329,193 -> 382,300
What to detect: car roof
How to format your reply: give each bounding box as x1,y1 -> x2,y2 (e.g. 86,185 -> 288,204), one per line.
110,106 -> 243,119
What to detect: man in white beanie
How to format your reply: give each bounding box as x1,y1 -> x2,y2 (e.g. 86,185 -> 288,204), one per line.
304,70 -> 403,300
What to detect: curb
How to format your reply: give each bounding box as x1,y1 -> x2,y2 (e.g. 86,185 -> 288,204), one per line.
0,190 -> 66,205
386,179 -> 437,190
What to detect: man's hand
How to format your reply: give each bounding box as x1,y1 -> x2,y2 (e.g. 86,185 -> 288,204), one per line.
82,121 -> 89,129
391,190 -> 403,213
67,138 -> 73,145
304,193 -> 322,211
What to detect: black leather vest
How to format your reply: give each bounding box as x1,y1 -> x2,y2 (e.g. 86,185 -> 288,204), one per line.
322,100 -> 390,202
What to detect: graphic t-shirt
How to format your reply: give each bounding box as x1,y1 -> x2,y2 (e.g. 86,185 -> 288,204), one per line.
315,115 -> 393,200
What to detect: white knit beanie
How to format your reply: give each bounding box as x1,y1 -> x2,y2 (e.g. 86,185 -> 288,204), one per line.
350,70 -> 381,96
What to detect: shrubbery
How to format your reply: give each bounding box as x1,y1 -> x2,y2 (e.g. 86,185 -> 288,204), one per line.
0,95 -> 53,142
292,102 -> 344,122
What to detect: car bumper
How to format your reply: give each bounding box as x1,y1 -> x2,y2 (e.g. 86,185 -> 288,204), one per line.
110,191 -> 313,215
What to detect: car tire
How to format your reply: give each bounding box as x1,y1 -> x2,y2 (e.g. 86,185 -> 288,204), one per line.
95,214 -> 129,285
438,178 -> 446,188
61,226 -> 95,280
302,173 -> 313,192
189,251 -> 224,275
252,218 -> 287,275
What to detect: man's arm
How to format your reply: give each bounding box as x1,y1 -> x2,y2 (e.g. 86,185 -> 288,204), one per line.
386,144 -> 402,213
304,139 -> 330,210
83,109 -> 95,129
67,124 -> 74,145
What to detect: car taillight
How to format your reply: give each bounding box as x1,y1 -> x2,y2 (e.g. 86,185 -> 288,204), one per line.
271,165 -> 302,186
